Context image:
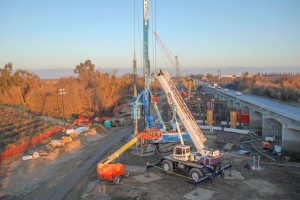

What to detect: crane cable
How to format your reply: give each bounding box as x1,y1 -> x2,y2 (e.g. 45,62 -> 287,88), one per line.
133,0 -> 135,51
134,0 -> 143,72
150,0 -> 157,72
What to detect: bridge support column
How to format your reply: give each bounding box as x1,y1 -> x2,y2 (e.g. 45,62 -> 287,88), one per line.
249,109 -> 263,133
282,123 -> 286,149
228,99 -> 234,110
282,124 -> 300,158
262,114 -> 270,137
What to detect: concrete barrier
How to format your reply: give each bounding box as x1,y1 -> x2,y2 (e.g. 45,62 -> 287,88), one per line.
199,125 -> 222,131
224,128 -> 250,134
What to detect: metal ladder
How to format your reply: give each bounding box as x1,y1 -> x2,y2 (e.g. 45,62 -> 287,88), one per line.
154,70 -> 206,151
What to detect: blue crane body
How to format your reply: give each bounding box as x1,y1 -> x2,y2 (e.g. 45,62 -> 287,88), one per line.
131,0 -> 190,144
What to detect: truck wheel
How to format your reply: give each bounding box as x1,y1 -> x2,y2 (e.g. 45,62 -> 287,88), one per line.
213,163 -> 221,171
113,176 -> 121,184
189,168 -> 203,182
124,170 -> 130,178
162,160 -> 173,174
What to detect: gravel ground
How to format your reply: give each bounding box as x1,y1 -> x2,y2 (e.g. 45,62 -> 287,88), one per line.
1,125 -> 300,200
71,130 -> 300,200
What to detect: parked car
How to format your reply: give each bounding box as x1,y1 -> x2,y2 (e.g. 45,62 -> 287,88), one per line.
224,89 -> 229,92
235,91 -> 242,96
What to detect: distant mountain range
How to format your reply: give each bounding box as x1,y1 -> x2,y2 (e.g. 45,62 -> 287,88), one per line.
32,66 -> 300,79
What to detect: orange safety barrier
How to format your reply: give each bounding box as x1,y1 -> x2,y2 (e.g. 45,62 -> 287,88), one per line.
0,127 -> 63,162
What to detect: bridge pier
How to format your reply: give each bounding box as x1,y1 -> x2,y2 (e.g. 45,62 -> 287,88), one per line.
249,109 -> 263,133
282,124 -> 300,158
201,84 -> 300,159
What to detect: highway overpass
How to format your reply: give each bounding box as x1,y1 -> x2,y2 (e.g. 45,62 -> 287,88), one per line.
200,82 -> 300,156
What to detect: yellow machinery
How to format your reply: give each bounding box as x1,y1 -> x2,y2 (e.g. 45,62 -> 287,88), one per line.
153,32 -> 195,99
97,128 -> 161,184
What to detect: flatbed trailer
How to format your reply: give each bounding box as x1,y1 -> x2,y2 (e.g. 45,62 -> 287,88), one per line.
147,155 -> 232,185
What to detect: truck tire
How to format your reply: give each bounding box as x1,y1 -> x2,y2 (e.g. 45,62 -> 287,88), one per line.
124,170 -> 130,178
113,176 -> 121,184
213,163 -> 221,171
189,168 -> 203,182
162,160 -> 173,174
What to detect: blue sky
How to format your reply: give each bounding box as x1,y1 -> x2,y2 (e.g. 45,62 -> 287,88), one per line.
0,0 -> 299,72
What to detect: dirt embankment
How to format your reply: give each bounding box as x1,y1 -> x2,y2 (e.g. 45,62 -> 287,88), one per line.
0,124 -> 127,199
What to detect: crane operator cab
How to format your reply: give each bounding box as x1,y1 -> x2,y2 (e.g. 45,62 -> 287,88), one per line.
173,145 -> 191,162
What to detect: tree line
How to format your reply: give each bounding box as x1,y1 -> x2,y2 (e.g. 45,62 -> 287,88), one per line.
0,60 -> 145,118
227,73 -> 300,103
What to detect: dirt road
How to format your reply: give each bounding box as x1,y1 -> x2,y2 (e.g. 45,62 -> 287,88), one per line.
24,125 -> 134,200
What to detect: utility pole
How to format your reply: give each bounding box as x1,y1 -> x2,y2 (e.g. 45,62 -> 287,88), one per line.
59,88 -> 65,127
218,69 -> 222,87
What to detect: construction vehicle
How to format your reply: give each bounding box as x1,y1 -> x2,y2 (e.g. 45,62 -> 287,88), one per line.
113,104 -> 131,118
71,116 -> 92,127
180,90 -> 188,98
126,0 -> 191,153
131,87 -> 191,150
175,55 -> 196,99
97,0 -> 229,186
262,141 -> 272,149
97,128 -> 162,184
148,70 -> 231,184
153,32 -> 195,99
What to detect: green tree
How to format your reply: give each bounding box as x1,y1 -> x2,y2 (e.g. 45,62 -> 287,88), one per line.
74,60 -> 95,75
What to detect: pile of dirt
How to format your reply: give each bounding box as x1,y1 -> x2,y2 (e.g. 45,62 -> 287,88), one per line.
95,124 -> 108,134
85,128 -> 97,137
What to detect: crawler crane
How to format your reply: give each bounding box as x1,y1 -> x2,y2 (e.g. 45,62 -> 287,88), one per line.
153,32 -> 195,99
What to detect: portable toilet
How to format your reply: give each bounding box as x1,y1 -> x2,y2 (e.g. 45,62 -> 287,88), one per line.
104,120 -> 111,129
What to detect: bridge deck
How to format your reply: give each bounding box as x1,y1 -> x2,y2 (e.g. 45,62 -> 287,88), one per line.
205,86 -> 300,123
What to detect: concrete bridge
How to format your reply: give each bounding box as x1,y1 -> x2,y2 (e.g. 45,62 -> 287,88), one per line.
201,83 -> 300,156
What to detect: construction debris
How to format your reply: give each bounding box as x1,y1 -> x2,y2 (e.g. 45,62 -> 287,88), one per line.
38,149 -> 49,156
85,128 -> 97,137
74,126 -> 89,134
22,151 -> 40,161
50,136 -> 72,147
233,149 -> 250,155
70,132 -> 79,138
22,149 -> 49,161
224,143 -> 235,151
66,128 -> 75,134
